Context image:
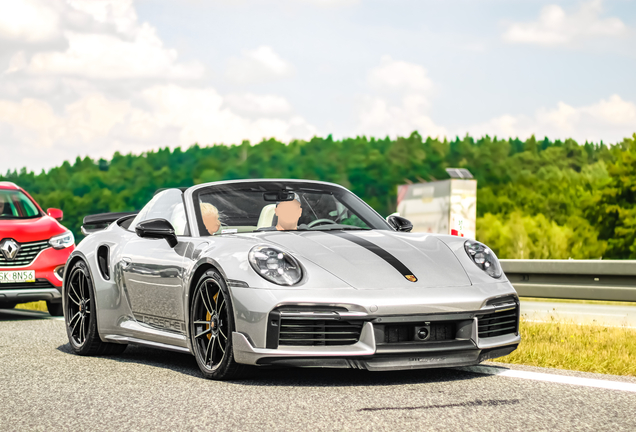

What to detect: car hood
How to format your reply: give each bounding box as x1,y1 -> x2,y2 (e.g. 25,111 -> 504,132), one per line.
258,230 -> 471,290
0,216 -> 66,243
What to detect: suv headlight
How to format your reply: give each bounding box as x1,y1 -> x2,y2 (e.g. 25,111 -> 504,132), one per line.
49,231 -> 75,250
248,245 -> 302,286
464,240 -> 502,278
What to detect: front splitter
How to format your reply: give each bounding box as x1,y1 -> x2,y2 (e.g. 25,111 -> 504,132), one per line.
255,345 -> 518,371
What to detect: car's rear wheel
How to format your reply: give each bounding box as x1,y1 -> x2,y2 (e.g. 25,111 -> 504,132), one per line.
47,301 -> 63,317
191,269 -> 247,380
65,260 -> 126,356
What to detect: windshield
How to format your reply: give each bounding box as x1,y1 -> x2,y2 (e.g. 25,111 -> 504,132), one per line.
0,189 -> 41,219
193,181 -> 391,236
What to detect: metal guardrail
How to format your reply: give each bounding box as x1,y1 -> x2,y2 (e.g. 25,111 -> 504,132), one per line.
500,259 -> 636,302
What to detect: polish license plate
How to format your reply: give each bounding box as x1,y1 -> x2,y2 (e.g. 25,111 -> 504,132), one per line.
0,270 -> 36,283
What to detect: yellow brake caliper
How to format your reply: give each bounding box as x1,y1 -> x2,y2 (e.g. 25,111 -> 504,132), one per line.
205,292 -> 219,341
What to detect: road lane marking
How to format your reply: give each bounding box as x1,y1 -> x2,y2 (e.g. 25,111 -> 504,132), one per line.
459,365 -> 636,393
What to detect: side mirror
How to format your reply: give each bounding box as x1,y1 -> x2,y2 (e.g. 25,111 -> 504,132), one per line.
387,215 -> 413,232
135,218 -> 178,248
47,208 -> 63,221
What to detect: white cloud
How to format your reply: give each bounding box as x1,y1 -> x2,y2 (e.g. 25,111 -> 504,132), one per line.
0,86 -> 317,172
298,0 -> 360,6
12,27 -> 204,79
462,95 -> 636,143
358,57 -> 635,143
225,46 -> 294,85
356,56 -> 443,138
0,94 -> 130,149
356,94 -> 446,138
368,55 -> 433,94
139,85 -> 315,145
0,0 -> 60,42
0,1 -> 315,173
503,0 -> 627,46
3,0 -> 204,80
66,0 -> 138,35
224,93 -> 293,116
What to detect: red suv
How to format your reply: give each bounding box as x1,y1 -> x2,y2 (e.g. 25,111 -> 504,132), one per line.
0,182 -> 75,316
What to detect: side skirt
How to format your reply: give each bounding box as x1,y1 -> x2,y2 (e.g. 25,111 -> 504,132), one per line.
103,334 -> 192,354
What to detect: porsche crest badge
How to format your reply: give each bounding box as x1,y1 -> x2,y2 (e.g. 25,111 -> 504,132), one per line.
405,274 -> 417,282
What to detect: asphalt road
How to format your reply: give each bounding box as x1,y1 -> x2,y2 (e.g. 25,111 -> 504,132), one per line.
520,300 -> 636,327
1,309 -> 636,432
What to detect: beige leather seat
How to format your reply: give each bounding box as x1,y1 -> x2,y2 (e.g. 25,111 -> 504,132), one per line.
257,204 -> 276,229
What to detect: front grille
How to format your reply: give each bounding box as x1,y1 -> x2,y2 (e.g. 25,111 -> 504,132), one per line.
478,306 -> 519,338
279,318 -> 364,346
0,240 -> 50,267
384,322 -> 456,343
0,278 -> 54,290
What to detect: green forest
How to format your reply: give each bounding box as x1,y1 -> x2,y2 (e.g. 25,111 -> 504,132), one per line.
3,132 -> 636,260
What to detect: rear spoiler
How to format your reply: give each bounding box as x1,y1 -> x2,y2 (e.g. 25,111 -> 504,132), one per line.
81,211 -> 138,236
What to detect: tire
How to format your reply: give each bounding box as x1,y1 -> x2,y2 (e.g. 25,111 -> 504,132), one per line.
190,269 -> 248,380
47,301 -> 63,317
0,303 -> 16,309
64,260 -> 126,356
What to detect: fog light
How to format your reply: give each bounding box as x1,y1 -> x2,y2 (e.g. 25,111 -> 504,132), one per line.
54,265 -> 65,281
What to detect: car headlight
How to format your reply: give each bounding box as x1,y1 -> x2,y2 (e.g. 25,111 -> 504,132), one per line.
248,245 -> 302,286
49,231 -> 75,250
464,240 -> 502,278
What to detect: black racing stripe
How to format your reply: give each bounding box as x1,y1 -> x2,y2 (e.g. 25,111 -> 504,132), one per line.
324,231 -> 417,282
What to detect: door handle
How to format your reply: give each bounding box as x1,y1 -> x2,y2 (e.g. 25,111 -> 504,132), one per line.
121,257 -> 132,269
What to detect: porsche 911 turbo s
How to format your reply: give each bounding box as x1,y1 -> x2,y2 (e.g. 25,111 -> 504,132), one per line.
64,179 -> 520,379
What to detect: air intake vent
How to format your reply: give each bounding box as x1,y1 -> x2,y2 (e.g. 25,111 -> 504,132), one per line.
278,318 -> 363,346
0,240 -> 49,267
97,245 -> 110,280
478,307 -> 519,338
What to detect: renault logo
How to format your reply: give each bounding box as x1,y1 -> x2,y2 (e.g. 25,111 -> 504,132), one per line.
0,239 -> 20,261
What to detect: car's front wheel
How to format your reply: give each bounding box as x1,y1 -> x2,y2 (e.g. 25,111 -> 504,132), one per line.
64,260 -> 126,356
190,269 -> 247,380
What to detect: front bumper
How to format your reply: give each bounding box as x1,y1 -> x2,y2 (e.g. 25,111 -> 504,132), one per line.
232,322 -> 520,371
230,282 -> 521,371
0,246 -> 73,304
0,287 -> 63,304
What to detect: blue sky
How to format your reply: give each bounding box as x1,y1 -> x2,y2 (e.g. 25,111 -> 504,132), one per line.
1,0 -> 635,173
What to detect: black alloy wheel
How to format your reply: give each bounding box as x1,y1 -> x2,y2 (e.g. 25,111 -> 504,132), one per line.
66,264 -> 92,346
64,260 -> 126,356
191,269 -> 247,380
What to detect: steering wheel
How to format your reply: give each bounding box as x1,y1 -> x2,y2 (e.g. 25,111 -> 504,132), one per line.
308,218 -> 338,228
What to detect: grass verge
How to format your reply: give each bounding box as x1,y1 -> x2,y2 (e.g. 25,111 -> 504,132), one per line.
495,318 -> 636,377
15,301 -> 48,312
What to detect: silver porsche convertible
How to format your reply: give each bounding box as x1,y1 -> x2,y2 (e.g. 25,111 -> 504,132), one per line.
63,179 -> 520,380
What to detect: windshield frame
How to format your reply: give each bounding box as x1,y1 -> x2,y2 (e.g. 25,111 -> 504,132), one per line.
186,179 -> 392,237
0,188 -> 43,220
